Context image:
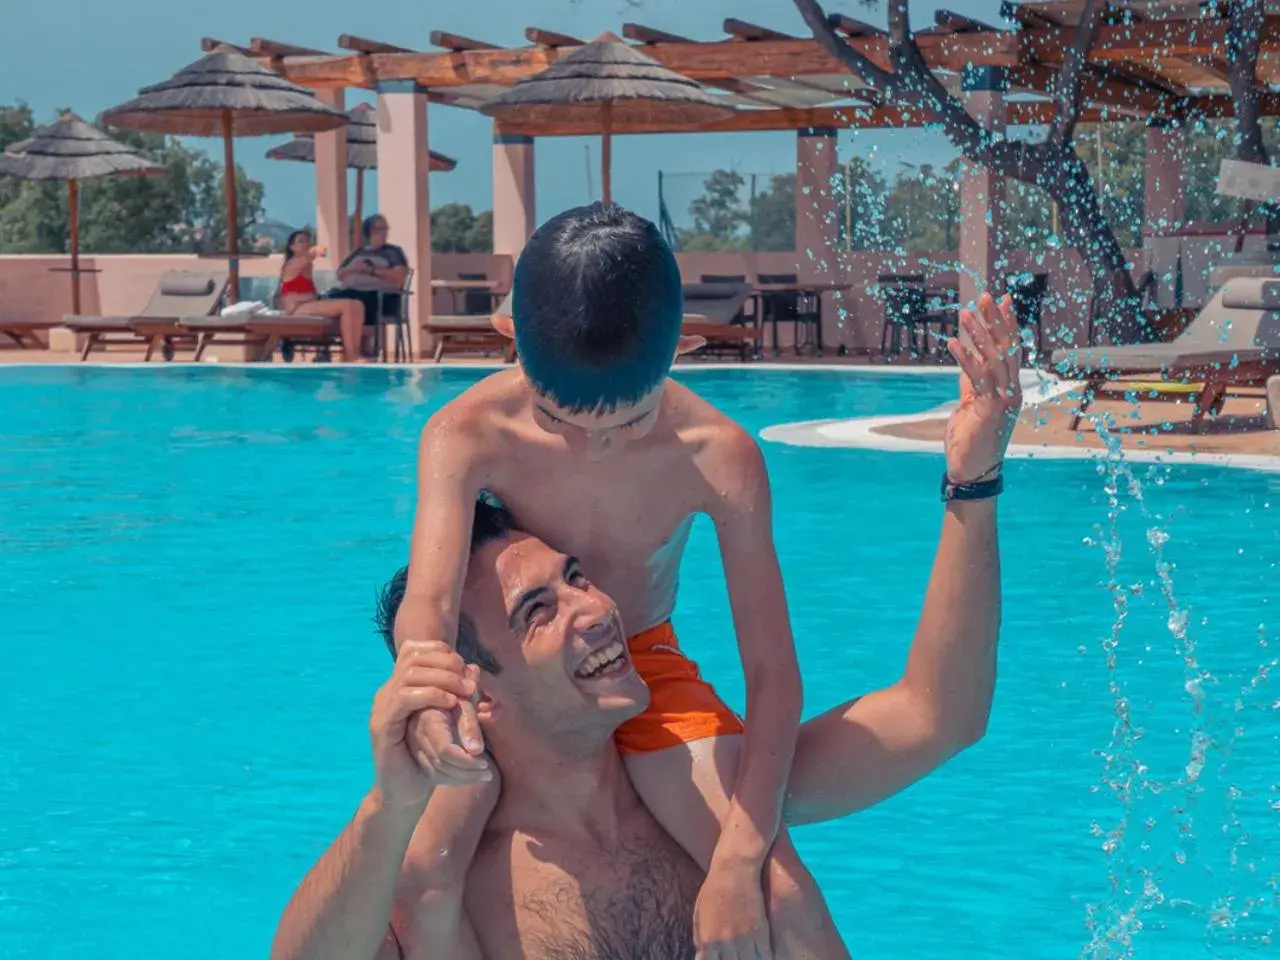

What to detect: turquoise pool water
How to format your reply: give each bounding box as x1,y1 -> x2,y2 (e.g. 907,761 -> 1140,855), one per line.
1,366 -> 1277,959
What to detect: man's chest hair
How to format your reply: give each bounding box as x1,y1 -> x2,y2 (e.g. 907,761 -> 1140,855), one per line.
474,829 -> 701,960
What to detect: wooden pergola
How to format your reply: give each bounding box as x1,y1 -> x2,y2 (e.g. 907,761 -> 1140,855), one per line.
190,1 -> 1280,357
203,1 -> 1280,138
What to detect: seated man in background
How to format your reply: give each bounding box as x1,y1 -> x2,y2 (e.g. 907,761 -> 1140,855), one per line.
328,214 -> 408,349
272,392 -> 1013,959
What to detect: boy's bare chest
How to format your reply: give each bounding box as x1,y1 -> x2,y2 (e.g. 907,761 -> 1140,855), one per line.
487,455 -> 700,575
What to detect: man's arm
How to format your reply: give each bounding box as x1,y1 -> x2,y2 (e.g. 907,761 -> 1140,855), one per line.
271,790 -> 422,960
785,499 -> 1000,826
375,246 -> 409,288
336,248 -> 367,283
272,641 -> 476,960
706,428 -> 803,867
783,294 -> 1017,827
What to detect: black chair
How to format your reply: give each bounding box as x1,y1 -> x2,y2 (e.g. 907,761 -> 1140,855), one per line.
458,271 -> 499,316
880,284 -> 927,359
697,274 -> 761,357
757,273 -> 822,356
1005,271 -> 1048,362
372,269 -> 414,363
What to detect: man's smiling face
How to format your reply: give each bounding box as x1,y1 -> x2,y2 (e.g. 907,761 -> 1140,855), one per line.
462,531 -> 650,746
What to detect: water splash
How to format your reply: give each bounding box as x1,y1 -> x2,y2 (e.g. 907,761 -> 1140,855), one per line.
1077,409 -> 1276,957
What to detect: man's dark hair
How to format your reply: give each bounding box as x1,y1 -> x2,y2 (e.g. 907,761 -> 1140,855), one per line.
512,203 -> 683,414
374,496 -> 512,673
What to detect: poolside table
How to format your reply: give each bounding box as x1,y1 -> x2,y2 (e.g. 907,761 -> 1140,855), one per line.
752,280 -> 856,357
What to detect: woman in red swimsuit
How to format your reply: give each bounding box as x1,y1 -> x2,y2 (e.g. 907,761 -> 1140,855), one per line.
280,230 -> 365,362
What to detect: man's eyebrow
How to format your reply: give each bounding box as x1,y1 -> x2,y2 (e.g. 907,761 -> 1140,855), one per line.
563,555 -> 581,579
507,585 -> 547,629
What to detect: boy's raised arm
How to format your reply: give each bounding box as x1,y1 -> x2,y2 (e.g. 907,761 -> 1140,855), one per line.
701,427 -> 804,952
395,415 -> 490,768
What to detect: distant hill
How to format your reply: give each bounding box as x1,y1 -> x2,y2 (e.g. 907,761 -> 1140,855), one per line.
252,217 -> 299,252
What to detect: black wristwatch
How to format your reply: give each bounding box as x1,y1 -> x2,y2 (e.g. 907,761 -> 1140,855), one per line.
941,471 -> 1004,502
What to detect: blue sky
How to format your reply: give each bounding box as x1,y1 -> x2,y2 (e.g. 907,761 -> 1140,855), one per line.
0,0 -> 1011,227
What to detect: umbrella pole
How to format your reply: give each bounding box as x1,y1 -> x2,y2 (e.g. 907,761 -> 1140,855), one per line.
601,101 -> 613,206
67,179 -> 81,315
222,110 -> 240,296
353,169 -> 364,250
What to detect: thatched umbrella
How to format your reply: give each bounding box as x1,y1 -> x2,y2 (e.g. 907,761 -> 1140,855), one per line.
101,47 -> 347,292
0,113 -> 162,313
265,103 -> 457,249
480,32 -> 732,204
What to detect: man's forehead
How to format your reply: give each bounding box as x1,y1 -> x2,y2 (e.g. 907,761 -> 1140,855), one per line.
463,532 -> 563,606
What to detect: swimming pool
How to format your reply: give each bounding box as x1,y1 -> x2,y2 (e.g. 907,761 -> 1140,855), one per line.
1,366 -> 1276,959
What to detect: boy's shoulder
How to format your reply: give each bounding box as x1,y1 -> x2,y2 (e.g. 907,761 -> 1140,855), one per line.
420,369 -> 529,451
660,379 -> 763,477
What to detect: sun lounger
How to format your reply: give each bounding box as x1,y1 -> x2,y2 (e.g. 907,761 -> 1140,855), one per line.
1052,277 -> 1280,428
681,282 -> 759,361
183,274 -> 345,362
0,315 -> 59,349
181,312 -> 341,362
61,270 -> 228,361
426,289 -> 513,363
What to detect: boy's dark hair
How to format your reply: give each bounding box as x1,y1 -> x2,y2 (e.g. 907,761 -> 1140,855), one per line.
512,203 -> 683,414
374,495 -> 512,673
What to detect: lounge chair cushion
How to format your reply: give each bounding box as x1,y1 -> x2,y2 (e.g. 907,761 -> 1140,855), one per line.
159,274 -> 217,297
1220,277 -> 1280,311
682,282 -> 748,300
428,315 -> 500,333
62,315 -> 140,330
1053,343 -> 1272,376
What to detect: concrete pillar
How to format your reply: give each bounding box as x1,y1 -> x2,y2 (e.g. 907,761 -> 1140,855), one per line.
795,128 -> 840,353
312,88 -> 349,265
493,131 -> 537,262
958,66 -> 1008,309
376,81 -> 431,359
1144,117 -> 1187,307
1144,117 -> 1187,239
795,127 -> 840,276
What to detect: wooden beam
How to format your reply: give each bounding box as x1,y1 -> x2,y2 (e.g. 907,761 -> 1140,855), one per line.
927,10 -> 1001,35
201,37 -> 251,55
338,34 -> 412,55
1022,18 -> 1280,65
622,23 -> 693,45
277,31 -> 1025,90
999,1 -> 1061,28
1009,62 -> 1179,116
524,27 -> 582,48
493,99 -> 1094,137
429,31 -> 498,52
250,38 -> 329,58
722,19 -> 798,42
827,14 -> 886,38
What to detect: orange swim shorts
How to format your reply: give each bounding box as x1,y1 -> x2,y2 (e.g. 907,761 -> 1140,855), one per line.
613,621 -> 744,755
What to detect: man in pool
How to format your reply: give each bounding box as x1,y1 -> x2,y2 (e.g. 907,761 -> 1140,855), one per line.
272,358 -> 1018,959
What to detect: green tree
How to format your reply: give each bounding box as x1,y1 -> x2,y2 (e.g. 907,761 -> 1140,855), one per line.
749,173 -> 796,252
831,156 -> 889,251
0,104 -> 266,254
679,169 -> 748,251
883,161 -> 960,252
430,203 -> 492,253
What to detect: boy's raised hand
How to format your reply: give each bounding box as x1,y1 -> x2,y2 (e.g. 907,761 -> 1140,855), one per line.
401,645 -> 492,786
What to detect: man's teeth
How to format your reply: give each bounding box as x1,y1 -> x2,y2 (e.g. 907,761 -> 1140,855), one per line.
577,640 -> 625,678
